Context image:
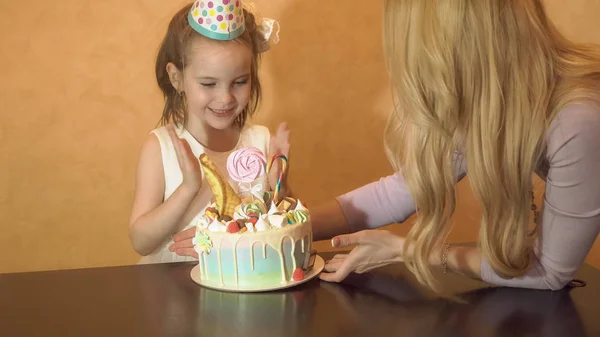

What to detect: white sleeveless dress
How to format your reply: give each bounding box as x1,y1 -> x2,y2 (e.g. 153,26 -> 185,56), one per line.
138,124 -> 271,264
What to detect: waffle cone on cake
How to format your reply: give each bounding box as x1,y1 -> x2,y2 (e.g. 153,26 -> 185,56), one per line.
199,154 -> 241,219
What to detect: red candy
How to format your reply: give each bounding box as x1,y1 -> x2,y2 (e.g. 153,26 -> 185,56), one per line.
226,221 -> 240,233
292,268 -> 304,281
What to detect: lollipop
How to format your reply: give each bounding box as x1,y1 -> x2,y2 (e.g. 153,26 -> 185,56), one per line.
266,154 -> 288,203
227,147 -> 267,183
227,147 -> 267,199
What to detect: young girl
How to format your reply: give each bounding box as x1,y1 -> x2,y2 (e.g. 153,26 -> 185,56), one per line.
129,1 -> 289,264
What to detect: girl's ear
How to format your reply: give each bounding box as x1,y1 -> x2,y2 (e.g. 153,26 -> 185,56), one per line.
166,62 -> 183,92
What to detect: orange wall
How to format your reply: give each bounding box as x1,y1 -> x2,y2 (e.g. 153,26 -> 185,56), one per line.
0,0 -> 599,273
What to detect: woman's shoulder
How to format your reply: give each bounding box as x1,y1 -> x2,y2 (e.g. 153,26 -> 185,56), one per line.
546,101 -> 600,163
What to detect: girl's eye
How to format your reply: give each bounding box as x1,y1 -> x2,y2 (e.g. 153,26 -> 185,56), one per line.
234,80 -> 248,86
200,83 -> 216,87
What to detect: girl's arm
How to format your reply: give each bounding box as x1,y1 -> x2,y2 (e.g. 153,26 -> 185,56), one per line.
129,127 -> 202,256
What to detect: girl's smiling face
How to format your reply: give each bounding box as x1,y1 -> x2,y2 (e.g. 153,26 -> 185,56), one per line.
168,36 -> 252,131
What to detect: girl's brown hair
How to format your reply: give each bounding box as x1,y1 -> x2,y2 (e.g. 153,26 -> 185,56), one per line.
155,3 -> 264,128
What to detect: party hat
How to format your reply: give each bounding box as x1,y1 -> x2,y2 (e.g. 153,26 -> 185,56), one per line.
188,0 -> 246,41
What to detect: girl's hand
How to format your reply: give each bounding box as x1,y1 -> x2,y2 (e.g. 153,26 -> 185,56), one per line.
319,230 -> 407,282
168,226 -> 198,259
166,124 -> 203,194
268,122 -> 290,192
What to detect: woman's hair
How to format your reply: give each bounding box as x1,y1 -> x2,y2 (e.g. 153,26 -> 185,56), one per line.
382,0 -> 600,291
155,3 -> 264,128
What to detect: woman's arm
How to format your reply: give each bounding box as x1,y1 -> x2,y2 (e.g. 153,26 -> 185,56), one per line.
321,104 -> 600,290
469,104 -> 600,290
312,152 -> 468,241
310,173 -> 415,241
310,172 -> 423,242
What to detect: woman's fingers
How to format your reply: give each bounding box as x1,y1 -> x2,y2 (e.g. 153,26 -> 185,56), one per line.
331,232 -> 363,248
324,259 -> 345,272
175,247 -> 199,259
168,227 -> 196,252
330,254 -> 349,261
168,238 -> 195,252
320,253 -> 358,282
173,227 -> 196,241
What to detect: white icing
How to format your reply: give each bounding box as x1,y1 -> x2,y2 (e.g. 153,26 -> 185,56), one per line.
249,242 -> 259,270
267,214 -> 287,228
254,215 -> 271,232
233,206 -> 246,220
206,220 -> 313,287
268,201 -> 278,214
201,252 -> 208,280
294,200 -> 308,212
197,194 -> 315,287
208,219 -> 227,232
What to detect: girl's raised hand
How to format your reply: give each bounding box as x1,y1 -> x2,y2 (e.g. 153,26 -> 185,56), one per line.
166,124 -> 203,193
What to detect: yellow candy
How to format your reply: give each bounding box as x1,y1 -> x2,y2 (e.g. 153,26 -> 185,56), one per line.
200,154 -> 241,219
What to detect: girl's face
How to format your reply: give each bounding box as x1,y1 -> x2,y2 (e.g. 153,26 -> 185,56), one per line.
174,36 -> 252,131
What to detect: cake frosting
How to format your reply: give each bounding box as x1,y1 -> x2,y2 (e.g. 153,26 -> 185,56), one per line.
193,148 -> 315,290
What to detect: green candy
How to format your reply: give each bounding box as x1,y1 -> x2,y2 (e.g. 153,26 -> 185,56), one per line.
193,231 -> 213,254
245,203 -> 264,216
291,210 -> 309,224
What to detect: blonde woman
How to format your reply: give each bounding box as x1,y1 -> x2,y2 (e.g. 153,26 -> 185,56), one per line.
315,0 -> 600,291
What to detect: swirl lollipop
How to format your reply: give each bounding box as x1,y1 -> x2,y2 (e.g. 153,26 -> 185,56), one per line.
266,154 -> 288,204
227,147 -> 267,198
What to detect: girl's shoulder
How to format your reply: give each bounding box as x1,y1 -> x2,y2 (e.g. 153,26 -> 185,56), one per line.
148,124 -> 184,144
241,123 -> 270,137
239,123 -> 271,151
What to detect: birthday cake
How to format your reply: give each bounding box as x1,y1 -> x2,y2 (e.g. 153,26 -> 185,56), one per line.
192,147 -> 316,291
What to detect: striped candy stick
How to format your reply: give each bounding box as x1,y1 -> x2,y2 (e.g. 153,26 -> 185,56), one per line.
266,154 -> 288,203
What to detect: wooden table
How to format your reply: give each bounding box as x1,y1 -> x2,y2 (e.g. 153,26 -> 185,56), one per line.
1,251 -> 599,337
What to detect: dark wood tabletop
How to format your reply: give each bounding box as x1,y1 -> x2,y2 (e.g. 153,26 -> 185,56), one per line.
1,251 -> 599,337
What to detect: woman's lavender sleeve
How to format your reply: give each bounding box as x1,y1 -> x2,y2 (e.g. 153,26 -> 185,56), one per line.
335,153 -> 467,232
480,104 -> 600,290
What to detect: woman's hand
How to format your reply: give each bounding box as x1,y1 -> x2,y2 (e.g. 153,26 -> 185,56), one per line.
268,122 -> 290,193
168,226 -> 198,259
319,229 -> 407,282
166,124 -> 203,194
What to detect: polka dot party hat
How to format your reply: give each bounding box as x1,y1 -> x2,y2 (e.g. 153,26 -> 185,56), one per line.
188,0 -> 246,41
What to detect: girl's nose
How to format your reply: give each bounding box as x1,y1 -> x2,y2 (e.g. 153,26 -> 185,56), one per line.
217,89 -> 235,104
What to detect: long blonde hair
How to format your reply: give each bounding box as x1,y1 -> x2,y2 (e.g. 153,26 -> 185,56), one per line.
382,0 -> 600,291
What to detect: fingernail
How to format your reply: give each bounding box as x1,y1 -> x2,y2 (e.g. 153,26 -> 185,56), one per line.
331,238 -> 338,247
